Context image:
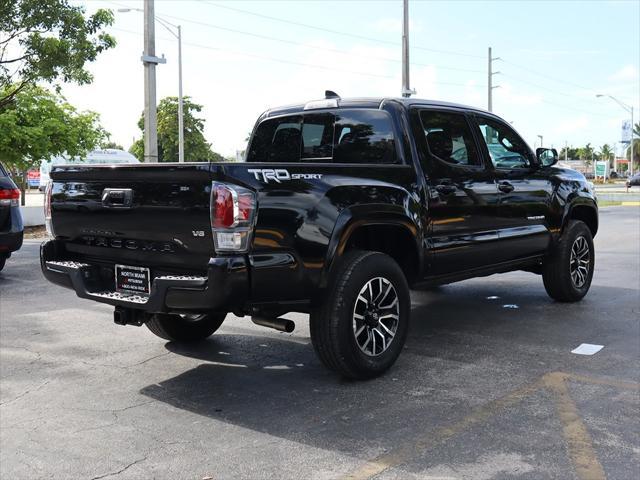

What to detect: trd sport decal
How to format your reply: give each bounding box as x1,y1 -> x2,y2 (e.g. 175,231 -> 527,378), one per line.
247,169 -> 323,183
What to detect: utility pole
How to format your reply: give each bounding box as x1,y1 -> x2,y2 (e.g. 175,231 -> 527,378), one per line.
143,0 -> 158,162
631,106 -> 635,176
120,5 -> 180,161
177,25 -> 184,163
401,0 -> 414,98
487,47 -> 500,112
537,135 -> 543,148
565,140 -> 568,162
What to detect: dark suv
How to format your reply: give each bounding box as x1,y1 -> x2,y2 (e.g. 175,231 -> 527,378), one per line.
0,163 -> 24,271
41,95 -> 598,379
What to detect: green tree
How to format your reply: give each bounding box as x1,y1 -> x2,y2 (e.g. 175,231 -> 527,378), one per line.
0,0 -> 115,109
625,138 -> 640,169
634,122 -> 640,138
558,146 -> 580,161
130,96 -> 224,162
100,140 -> 124,150
579,143 -> 596,167
599,144 -> 613,168
0,84 -> 106,204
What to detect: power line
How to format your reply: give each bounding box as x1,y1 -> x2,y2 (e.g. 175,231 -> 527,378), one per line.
112,27 -> 486,87
501,59 -> 600,93
198,0 -> 484,59
151,13 -> 485,74
539,99 -> 619,118
107,1 -> 484,73
501,73 -> 591,101
108,1 -> 626,116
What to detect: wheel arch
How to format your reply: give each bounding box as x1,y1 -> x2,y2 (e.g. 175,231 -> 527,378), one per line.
321,206 -> 423,289
564,201 -> 598,237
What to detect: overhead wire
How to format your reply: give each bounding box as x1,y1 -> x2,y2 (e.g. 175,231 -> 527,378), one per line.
112,27 -> 487,87
106,0 -> 631,118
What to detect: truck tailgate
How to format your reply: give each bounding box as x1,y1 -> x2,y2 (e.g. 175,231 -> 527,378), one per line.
50,164 -> 213,272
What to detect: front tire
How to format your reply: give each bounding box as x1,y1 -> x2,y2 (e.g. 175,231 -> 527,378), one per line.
146,312 -> 226,342
543,220 -> 594,302
310,250 -> 410,380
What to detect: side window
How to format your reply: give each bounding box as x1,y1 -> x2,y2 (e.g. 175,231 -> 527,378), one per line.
333,110 -> 397,164
301,114 -> 334,160
246,115 -> 302,163
419,110 -> 482,167
475,117 -> 533,169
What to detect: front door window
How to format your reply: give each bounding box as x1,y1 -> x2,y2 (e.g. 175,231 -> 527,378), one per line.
475,117 -> 533,169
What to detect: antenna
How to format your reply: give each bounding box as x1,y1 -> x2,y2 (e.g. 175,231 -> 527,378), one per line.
325,90 -> 340,99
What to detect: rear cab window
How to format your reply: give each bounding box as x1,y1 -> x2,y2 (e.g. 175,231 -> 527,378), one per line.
247,109 -> 399,164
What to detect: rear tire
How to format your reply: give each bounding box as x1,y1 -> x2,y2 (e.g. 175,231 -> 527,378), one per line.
542,220 -> 594,302
310,250 -> 410,380
146,312 -> 226,342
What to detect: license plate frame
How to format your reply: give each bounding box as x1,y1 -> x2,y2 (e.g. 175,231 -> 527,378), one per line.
115,264 -> 151,296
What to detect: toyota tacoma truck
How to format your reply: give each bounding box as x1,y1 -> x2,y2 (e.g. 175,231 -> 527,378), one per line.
41,94 -> 598,379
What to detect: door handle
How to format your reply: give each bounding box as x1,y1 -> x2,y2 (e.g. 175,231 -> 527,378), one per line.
498,181 -> 514,193
435,184 -> 456,195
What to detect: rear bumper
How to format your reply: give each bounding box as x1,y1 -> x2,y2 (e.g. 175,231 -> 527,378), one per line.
0,230 -> 24,256
40,240 -> 249,313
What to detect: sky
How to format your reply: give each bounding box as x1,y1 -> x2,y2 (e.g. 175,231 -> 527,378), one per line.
64,0 -> 640,158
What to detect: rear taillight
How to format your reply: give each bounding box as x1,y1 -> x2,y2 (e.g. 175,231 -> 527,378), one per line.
0,188 -> 20,207
210,182 -> 256,252
44,180 -> 55,237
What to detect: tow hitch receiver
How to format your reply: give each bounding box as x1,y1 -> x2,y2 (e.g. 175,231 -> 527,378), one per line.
114,306 -> 147,326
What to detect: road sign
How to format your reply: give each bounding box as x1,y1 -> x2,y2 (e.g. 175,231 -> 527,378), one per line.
595,161 -> 608,178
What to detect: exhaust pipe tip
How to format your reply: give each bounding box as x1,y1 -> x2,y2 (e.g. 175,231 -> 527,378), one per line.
281,319 -> 295,333
251,315 -> 295,333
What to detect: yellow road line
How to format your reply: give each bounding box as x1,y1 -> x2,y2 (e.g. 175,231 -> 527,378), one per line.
568,372 -> 640,391
621,201 -> 640,206
544,372 -> 606,480
342,379 -> 542,480
342,372 -> 638,480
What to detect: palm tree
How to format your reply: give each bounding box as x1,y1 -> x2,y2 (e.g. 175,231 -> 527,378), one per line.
634,122 -> 640,138
600,144 -> 613,168
626,138 -> 640,166
580,143 -> 595,167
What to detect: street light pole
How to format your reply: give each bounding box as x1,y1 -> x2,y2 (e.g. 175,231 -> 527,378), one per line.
537,135 -> 543,148
596,94 -> 635,176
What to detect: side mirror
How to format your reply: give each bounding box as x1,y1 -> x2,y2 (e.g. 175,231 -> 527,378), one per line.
536,148 -> 558,167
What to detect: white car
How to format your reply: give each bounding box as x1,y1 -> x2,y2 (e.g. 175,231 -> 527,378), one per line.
39,149 -> 139,191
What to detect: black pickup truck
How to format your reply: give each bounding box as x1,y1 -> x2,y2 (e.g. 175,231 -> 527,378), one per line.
41,95 -> 598,379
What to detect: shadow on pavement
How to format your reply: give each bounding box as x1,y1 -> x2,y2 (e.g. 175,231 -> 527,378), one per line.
139,281 -> 637,459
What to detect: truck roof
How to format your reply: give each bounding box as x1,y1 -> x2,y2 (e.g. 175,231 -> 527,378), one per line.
263,96 -> 493,118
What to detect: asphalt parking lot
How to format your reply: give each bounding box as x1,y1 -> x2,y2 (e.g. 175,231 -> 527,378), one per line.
1,207 -> 638,480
